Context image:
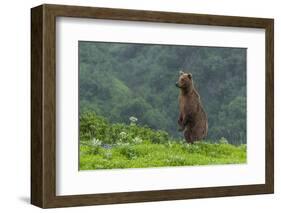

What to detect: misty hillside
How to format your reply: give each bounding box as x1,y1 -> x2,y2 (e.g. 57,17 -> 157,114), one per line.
79,41 -> 246,145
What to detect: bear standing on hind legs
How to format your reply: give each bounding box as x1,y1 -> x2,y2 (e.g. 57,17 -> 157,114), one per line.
176,71 -> 208,143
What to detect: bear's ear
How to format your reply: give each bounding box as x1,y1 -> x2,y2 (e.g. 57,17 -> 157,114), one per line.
179,70 -> 184,76
187,73 -> 192,79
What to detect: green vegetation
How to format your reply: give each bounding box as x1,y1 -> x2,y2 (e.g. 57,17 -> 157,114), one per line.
79,42 -> 246,145
79,113 -> 246,170
79,42 -> 247,169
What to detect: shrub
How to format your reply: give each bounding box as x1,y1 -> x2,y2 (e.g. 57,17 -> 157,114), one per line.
80,112 -> 173,145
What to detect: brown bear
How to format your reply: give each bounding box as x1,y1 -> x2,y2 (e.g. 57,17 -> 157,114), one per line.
176,71 -> 208,143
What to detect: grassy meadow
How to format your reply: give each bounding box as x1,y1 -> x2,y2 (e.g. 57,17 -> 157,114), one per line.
79,113 -> 246,170
78,42 -> 247,170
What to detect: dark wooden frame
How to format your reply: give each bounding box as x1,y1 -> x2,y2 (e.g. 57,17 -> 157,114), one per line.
31,4 -> 274,208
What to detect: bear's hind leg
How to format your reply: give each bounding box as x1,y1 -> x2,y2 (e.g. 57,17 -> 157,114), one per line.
184,127 -> 194,144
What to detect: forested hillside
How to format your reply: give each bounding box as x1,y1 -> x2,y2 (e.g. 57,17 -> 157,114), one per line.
79,41 -> 246,145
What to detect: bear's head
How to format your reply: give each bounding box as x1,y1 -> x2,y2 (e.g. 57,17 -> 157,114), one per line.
175,71 -> 193,92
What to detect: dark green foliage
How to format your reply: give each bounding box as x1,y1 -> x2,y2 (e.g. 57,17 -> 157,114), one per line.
79,42 -> 246,144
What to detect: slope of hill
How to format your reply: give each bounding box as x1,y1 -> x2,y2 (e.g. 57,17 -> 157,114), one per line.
79,41 -> 247,144
79,112 -> 246,170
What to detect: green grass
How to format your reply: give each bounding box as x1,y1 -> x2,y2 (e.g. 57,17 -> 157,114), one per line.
79,112 -> 246,170
79,140 -> 246,170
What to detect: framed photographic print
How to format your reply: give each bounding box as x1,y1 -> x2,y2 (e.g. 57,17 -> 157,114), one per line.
31,4 -> 274,208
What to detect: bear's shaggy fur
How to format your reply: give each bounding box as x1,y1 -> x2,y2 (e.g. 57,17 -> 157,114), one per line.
176,71 -> 208,143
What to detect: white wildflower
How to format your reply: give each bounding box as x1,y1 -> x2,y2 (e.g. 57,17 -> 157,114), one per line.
119,131 -> 127,138
219,137 -> 228,144
117,141 -> 129,146
91,138 -> 102,146
129,116 -> 138,124
132,136 -> 143,144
